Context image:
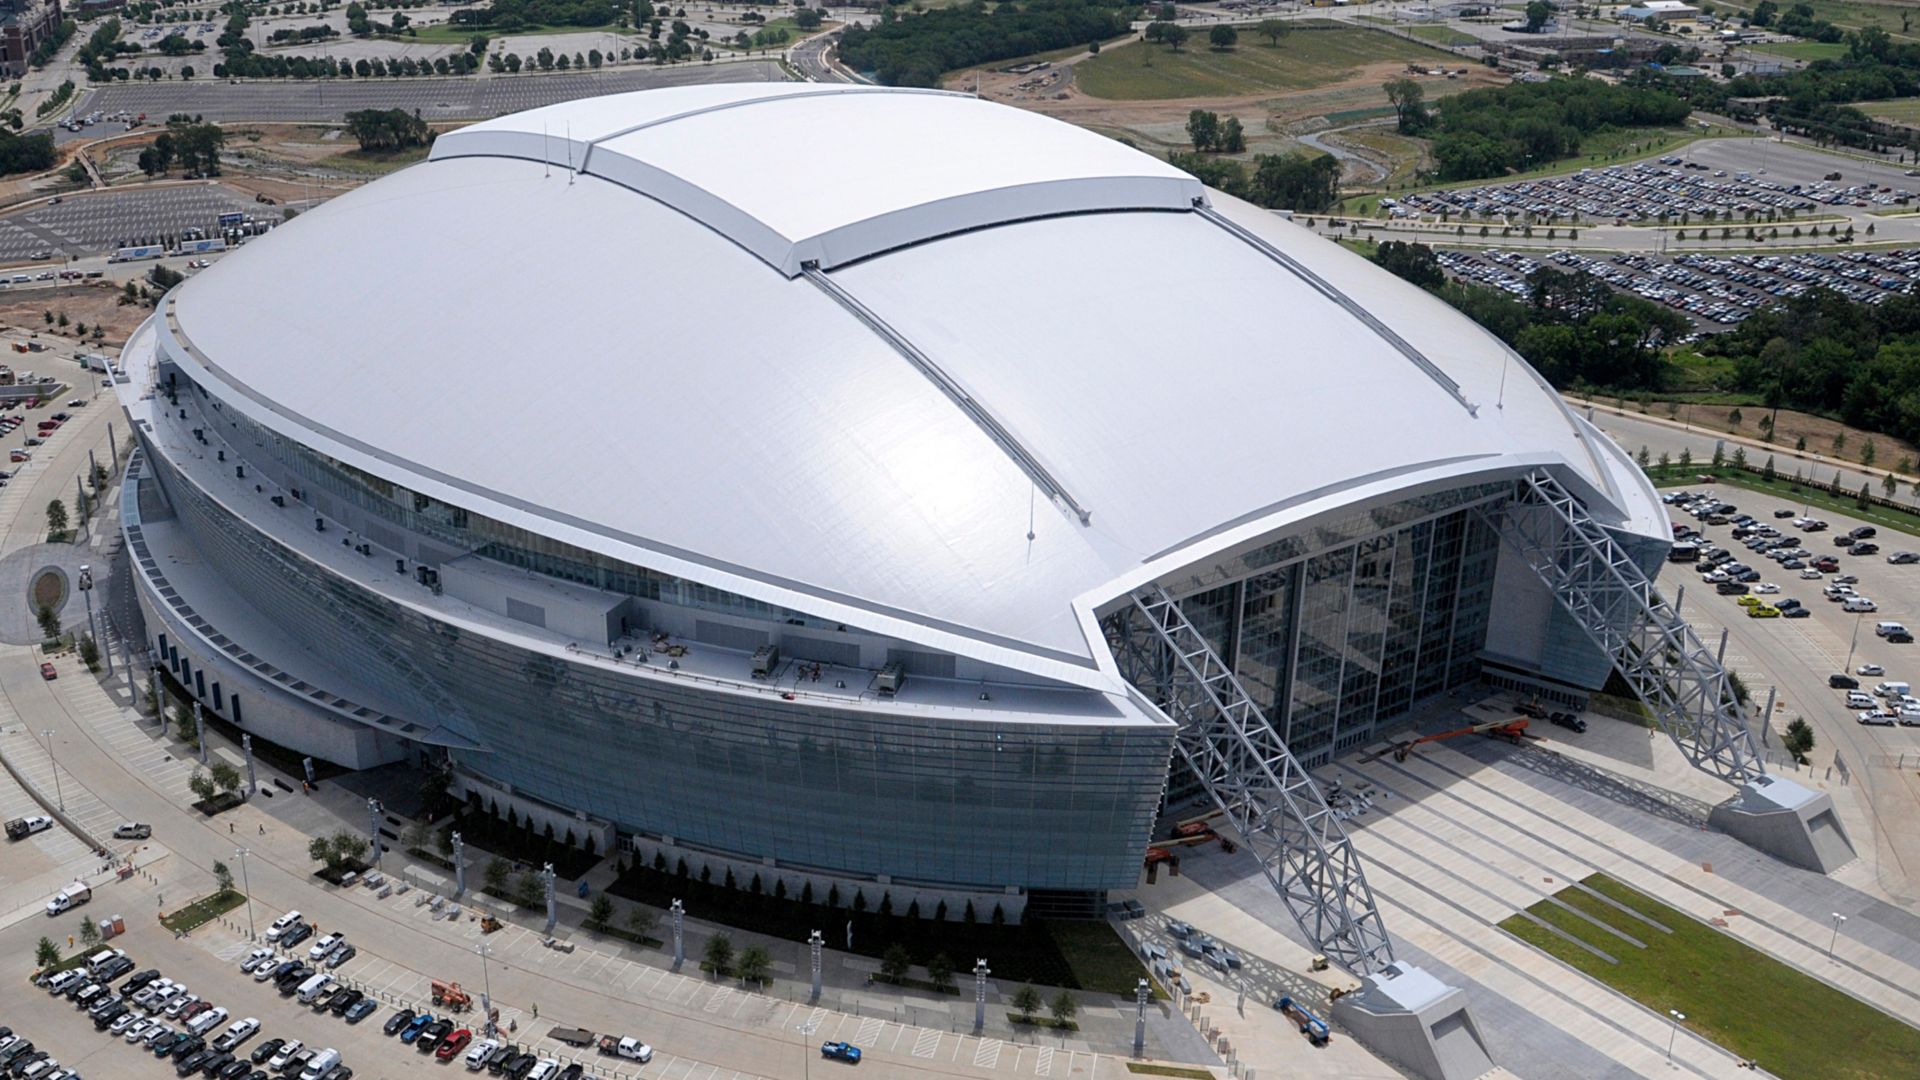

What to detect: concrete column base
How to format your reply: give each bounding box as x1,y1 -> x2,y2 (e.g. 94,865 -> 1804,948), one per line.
1331,963 -> 1494,1080
1708,774 -> 1856,874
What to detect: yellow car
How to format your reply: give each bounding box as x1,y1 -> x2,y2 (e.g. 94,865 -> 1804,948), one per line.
1736,595 -> 1764,608
1748,604 -> 1780,619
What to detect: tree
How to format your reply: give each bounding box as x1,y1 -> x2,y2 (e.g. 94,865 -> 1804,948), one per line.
1208,24 -> 1237,50
1525,0 -> 1553,32
77,635 -> 99,672
1863,438 -> 1878,467
1219,116 -> 1244,153
1160,23 -> 1188,51
46,498 -> 68,536
79,914 -> 100,945
927,952 -> 956,991
1011,985 -> 1042,1020
209,760 -> 241,795
1186,109 -> 1219,152
213,860 -> 233,894
738,944 -> 771,985
1256,18 -> 1290,46
36,602 -> 59,640
589,893 -> 614,927
703,932 -> 734,977
1048,990 -> 1078,1026
627,905 -> 659,939
1884,472 -> 1898,498
36,936 -> 60,969
514,871 -> 543,909
189,768 -> 217,804
1728,407 -> 1743,427
174,701 -> 197,746
484,856 -> 509,891
1384,78 -> 1430,134
880,943 -> 912,983
1784,717 -> 1816,763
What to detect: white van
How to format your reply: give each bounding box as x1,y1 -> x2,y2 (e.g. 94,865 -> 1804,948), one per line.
295,973 -> 333,1004
266,911 -> 302,941
46,882 -> 91,916
85,948 -> 126,975
1875,680 -> 1912,698
1876,623 -> 1910,640
298,1049 -> 339,1080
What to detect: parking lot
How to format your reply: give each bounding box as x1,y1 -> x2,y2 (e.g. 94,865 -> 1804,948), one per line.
1434,246 -> 1920,331
58,61 -> 778,132
1659,488 -> 1920,756
0,189 -> 278,263
1394,158 -> 1830,224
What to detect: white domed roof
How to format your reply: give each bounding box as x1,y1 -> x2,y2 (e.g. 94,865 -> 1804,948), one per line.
155,84 -> 1658,684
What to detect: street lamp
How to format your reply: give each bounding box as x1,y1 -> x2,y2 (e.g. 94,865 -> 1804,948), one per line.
476,941 -> 497,1038
234,847 -> 255,940
1667,1009 -> 1685,1064
1846,611 -> 1866,674
808,930 -> 823,1002
41,728 -> 63,811
1830,912 -> 1847,958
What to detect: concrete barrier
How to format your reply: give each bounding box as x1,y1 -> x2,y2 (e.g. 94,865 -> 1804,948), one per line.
0,740 -> 110,854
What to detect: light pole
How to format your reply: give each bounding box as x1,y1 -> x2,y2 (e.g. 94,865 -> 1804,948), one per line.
1829,912 -> 1847,958
40,728 -> 63,811
1845,612 -> 1866,674
1666,1009 -> 1685,1064
367,798 -> 382,867
973,958 -> 990,1035
671,899 -> 685,970
234,847 -> 255,940
808,930 -> 823,1002
476,941 -> 496,1038
451,832 -> 466,897
1134,978 -> 1149,1059
78,564 -> 108,676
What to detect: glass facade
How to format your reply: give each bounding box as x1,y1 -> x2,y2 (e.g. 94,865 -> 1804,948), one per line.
139,438 -> 1171,892
1172,490 -> 1504,775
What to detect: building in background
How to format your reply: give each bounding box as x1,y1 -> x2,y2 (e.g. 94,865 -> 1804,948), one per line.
0,0 -> 63,77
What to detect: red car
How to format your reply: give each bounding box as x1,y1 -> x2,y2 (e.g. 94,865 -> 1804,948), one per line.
435,1030 -> 472,1062
40,662 -> 56,680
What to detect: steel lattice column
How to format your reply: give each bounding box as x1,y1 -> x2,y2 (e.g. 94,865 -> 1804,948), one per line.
1109,587 -> 1396,976
1489,470 -> 1764,786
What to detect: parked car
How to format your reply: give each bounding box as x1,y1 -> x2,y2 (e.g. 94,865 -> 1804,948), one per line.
382,1012 -> 415,1038
342,999 -> 377,1024
820,1042 -> 862,1065
114,823 -> 152,839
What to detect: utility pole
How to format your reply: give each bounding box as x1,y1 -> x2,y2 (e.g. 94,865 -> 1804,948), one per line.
235,847 -> 255,940
41,729 -> 63,810
367,798 -> 383,867
241,733 -> 256,797
451,832 -> 466,897
541,863 -> 556,934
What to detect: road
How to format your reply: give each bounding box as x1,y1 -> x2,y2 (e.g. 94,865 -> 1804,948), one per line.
1578,401 -> 1916,499
49,60 -> 780,136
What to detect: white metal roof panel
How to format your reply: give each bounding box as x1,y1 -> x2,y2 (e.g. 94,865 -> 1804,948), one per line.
431,84 -> 1203,275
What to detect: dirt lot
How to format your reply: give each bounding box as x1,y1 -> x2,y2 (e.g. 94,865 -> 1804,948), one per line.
957,46 -> 1500,165
0,283 -> 151,348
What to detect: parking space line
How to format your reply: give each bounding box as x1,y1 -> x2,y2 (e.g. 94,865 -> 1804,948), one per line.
1035,1047 -> 1054,1077
975,1039 -> 1002,1069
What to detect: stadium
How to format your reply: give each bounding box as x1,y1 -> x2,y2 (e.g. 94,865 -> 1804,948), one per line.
115,83 -> 1683,931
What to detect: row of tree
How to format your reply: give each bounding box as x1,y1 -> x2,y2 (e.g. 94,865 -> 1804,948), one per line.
1185,109 -> 1245,154
1425,78 -> 1691,181
136,120 -> 226,178
448,0 -> 622,30
1696,287 -> 1920,450
345,108 -> 432,152
1371,241 -> 1687,391
1167,150 -> 1341,213
838,0 -> 1132,88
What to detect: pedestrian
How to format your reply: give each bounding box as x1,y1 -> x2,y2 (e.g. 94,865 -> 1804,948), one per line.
532,1003 -> 538,1019
258,824 -> 265,835
229,822 -> 235,834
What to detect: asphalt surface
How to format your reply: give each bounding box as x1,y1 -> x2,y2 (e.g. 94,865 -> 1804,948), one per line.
54,60 -> 780,134
0,188 -> 278,263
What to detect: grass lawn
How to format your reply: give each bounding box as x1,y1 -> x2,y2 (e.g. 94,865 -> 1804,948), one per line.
317,144 -> 430,176
1502,874 -> 1920,1079
404,23 -> 635,45
1124,1066 -> 1214,1080
1750,40 -> 1850,61
1791,0 -> 1920,41
715,18 -> 833,50
1341,127 -> 1430,188
1075,26 -> 1452,101
161,889 -> 247,934
1046,919 -> 1165,999
1646,462 -> 1920,538
1859,97 -> 1920,126
1339,125 -> 1718,213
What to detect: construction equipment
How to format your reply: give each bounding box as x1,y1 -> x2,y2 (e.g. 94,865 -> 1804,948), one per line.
1389,717 -> 1535,763
1273,995 -> 1331,1045
478,915 -> 502,934
431,980 -> 471,1012
1142,847 -> 1179,883
1168,820 -> 1239,854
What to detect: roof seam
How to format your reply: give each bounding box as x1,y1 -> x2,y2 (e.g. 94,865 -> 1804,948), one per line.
800,263 -> 1093,527
576,86 -> 962,174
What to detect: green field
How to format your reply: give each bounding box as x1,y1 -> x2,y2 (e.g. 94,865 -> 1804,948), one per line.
1861,97 -> 1920,125
1075,26 -> 1452,101
405,22 -> 637,45
1750,39 -> 1850,61
1503,874 -> 1920,1079
1790,0 -> 1920,41
160,889 -> 247,934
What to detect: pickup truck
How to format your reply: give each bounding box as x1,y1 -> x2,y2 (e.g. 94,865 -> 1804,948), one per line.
7,816 -> 53,841
596,1037 -> 652,1063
